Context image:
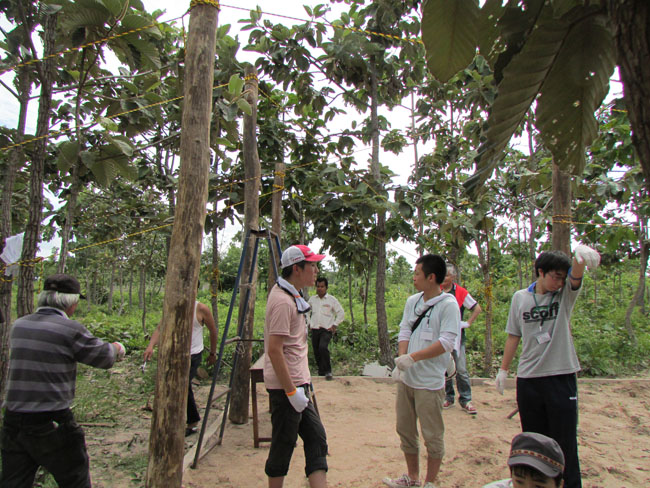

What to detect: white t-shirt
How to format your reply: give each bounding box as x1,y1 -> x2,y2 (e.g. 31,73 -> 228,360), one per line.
190,301 -> 204,355
398,292 -> 459,390
506,281 -> 581,378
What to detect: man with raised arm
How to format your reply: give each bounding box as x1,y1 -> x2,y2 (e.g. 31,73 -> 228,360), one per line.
495,245 -> 600,488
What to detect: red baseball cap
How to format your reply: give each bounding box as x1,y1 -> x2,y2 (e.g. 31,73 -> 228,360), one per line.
280,245 -> 325,269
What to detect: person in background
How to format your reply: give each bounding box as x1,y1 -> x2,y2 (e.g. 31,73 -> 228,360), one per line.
144,295 -> 218,436
308,277 -> 345,380
1,274 -> 126,487
482,432 -> 565,488
264,244 -> 328,488
441,263 -> 482,414
495,245 -> 600,488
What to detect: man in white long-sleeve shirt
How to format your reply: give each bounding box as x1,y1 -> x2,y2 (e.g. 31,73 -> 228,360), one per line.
307,277 -> 344,380
383,254 -> 459,488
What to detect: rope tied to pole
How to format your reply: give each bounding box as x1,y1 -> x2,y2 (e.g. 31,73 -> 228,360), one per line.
189,0 -> 220,10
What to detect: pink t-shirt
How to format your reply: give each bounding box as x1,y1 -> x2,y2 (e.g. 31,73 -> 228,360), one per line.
263,284 -> 311,390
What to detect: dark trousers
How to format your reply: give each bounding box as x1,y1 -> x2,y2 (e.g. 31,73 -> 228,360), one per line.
187,352 -> 202,425
517,374 -> 581,488
1,409 -> 90,488
311,328 -> 333,376
265,386 -> 328,478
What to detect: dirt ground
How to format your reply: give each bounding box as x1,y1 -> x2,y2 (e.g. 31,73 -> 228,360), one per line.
176,376 -> 650,488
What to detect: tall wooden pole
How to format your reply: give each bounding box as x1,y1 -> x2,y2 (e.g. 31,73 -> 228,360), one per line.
267,161 -> 285,292
229,65 -> 260,424
551,162 -> 572,255
145,2 -> 218,486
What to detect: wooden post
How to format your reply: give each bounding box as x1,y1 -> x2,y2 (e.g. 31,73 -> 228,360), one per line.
551,162 -> 572,255
145,2 -> 218,486
229,65 -> 260,424
267,161 -> 285,292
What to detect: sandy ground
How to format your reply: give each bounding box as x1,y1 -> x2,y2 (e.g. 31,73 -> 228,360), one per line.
180,376 -> 650,488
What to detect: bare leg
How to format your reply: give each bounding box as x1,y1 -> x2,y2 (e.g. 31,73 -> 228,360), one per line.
308,469 -> 327,488
268,476 -> 284,488
424,457 -> 442,484
405,452 -> 419,482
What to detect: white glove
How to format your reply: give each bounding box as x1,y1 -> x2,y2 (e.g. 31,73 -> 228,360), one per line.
395,354 -> 415,371
574,244 -> 600,269
495,369 -> 508,395
460,321 -> 469,329
112,342 -> 126,361
391,367 -> 403,383
287,387 -> 309,413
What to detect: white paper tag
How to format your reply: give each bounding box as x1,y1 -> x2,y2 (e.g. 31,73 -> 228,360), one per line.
536,332 -> 551,344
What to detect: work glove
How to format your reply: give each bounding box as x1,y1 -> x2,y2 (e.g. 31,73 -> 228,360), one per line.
574,244 -> 600,269
495,369 -> 508,395
395,354 -> 415,371
112,342 -> 126,361
287,387 -> 309,413
460,321 -> 470,329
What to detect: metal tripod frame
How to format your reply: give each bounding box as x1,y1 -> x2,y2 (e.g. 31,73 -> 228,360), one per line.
191,228 -> 282,468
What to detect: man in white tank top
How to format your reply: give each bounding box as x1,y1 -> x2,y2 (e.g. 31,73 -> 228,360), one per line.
144,300 -> 218,435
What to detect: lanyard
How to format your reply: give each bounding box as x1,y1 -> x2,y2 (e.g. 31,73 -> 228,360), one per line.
532,285 -> 559,329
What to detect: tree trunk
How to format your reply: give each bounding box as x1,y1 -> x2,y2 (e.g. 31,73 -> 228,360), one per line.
348,265 -> 355,324
609,0 -> 650,194
267,161 -> 285,292
16,12 -> 57,317
476,231 -> 493,375
0,65 -> 32,399
108,261 -> 115,311
551,162 -> 571,255
229,66 -> 260,425
145,4 -> 218,486
369,65 -> 391,366
528,203 -> 536,282
139,265 -> 146,309
210,223 -> 219,339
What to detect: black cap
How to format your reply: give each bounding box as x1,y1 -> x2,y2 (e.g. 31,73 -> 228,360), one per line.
508,432 -> 565,478
43,274 -> 85,298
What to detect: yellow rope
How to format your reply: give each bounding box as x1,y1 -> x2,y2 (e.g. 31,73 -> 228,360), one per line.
190,0 -> 220,9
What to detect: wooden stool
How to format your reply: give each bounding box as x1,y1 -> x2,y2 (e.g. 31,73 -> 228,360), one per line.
250,354 -> 271,448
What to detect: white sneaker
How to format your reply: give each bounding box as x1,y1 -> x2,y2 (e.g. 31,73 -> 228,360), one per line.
422,483 -> 437,488
383,474 -> 421,487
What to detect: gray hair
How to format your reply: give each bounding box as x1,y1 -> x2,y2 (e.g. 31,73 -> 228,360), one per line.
446,263 -> 458,277
37,290 -> 80,311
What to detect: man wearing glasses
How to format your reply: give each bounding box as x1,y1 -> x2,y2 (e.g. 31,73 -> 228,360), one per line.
495,245 -> 600,488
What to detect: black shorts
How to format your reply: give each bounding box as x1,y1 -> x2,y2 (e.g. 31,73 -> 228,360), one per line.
264,385 -> 328,478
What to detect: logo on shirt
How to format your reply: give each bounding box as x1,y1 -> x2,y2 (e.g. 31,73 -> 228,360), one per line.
522,301 -> 560,323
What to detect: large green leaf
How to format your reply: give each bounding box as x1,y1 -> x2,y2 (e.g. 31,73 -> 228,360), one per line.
421,0 -> 480,83
468,8 -> 569,191
56,141 -> 80,173
476,0 -> 505,68
536,12 -> 615,175
87,158 -> 118,187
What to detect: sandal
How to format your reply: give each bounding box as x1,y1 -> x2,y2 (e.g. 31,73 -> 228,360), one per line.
461,402 -> 477,415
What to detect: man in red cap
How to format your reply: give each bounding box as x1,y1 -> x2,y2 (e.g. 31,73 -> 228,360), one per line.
263,244 -> 328,488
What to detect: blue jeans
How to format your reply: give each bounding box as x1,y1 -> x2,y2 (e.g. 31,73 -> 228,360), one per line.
1,409 -> 90,488
445,334 -> 472,405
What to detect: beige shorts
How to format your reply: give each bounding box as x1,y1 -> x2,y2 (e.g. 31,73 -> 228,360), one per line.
395,382 -> 445,459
